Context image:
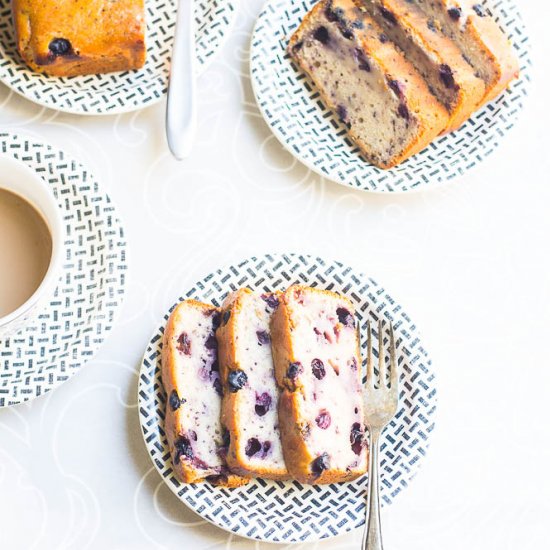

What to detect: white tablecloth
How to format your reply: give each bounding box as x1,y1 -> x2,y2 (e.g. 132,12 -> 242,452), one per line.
1,1 -> 549,548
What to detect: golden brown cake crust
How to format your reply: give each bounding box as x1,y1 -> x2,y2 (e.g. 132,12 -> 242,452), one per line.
161,300 -> 248,488
364,0 -> 485,132
288,0 -> 449,169
403,0 -> 519,103
271,286 -> 367,485
12,0 -> 146,76
462,11 -> 519,102
217,289 -> 289,480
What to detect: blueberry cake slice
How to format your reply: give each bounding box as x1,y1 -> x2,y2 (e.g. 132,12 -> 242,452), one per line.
271,286 -> 367,484
405,0 -> 519,102
12,0 -> 146,76
161,300 -> 248,487
217,289 -> 289,480
363,0 -> 485,132
288,0 -> 449,169
361,0 -> 485,132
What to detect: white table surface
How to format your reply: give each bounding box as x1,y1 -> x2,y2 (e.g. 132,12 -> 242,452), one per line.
1,1 -> 549,548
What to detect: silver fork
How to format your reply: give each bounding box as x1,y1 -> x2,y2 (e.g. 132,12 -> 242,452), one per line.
362,320 -> 399,550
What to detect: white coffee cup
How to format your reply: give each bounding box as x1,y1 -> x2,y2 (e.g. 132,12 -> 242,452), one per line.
0,156 -> 65,340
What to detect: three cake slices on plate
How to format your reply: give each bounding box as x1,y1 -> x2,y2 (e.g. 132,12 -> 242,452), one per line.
161,285 -> 368,486
288,0 -> 520,168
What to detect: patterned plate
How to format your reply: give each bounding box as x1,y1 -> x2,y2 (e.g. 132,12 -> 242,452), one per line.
138,253 -> 437,543
0,0 -> 236,115
250,0 -> 532,193
0,133 -> 127,407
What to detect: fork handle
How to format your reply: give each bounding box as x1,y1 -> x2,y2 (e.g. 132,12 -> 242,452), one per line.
362,429 -> 383,550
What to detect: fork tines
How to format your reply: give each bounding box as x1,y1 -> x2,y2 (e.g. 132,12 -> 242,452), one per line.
366,319 -> 397,389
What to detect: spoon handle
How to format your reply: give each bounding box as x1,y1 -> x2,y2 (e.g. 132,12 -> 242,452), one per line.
166,0 -> 197,160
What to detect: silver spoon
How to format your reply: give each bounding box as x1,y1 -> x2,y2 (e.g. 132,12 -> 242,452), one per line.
166,0 -> 197,160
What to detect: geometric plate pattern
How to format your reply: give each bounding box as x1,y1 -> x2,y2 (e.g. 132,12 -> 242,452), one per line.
0,132 -> 128,407
250,0 -> 532,193
138,253 -> 437,543
0,0 -> 236,115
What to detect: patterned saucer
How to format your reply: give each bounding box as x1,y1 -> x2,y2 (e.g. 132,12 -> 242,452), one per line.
0,0 -> 236,115
250,0 -> 532,193
0,133 -> 127,407
138,253 -> 437,543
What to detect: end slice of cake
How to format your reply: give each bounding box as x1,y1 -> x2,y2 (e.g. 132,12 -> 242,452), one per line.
288,0 -> 449,169
271,285 -> 368,484
362,0 -> 486,132
12,0 -> 146,77
217,289 -> 289,480
405,0 -> 520,103
161,300 -> 248,487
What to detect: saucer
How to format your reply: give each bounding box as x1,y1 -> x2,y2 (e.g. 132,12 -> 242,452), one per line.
0,132 -> 128,407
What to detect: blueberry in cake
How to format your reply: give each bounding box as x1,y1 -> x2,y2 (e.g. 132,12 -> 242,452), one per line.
288,0 -> 449,169
161,300 -> 248,487
217,289 -> 289,480
404,0 -> 519,102
361,0 -> 486,132
12,0 -> 146,76
271,285 -> 368,484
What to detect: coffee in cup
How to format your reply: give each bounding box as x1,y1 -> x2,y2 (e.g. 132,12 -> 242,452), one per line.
0,156 -> 64,339
0,188 -> 53,317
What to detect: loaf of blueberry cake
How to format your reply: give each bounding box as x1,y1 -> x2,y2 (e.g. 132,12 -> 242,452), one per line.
271,286 -> 367,484
288,0 -> 449,169
12,0 -> 146,76
161,300 -> 248,487
406,0 -> 519,102
217,289 -> 289,480
362,0 -> 485,132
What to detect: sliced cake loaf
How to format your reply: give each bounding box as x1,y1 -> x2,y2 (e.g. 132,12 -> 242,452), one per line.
406,0 -> 519,102
362,0 -> 485,132
288,0 -> 449,169
217,289 -> 289,480
12,0 -> 146,77
161,300 -> 248,487
271,285 -> 367,484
